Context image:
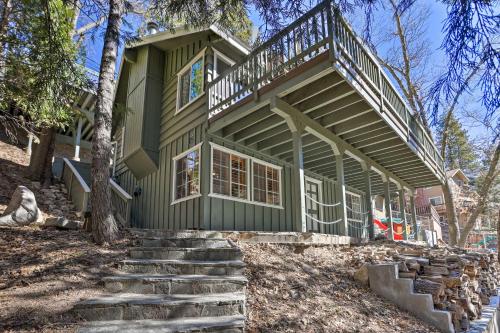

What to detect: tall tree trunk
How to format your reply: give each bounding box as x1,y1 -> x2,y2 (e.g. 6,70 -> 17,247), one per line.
0,0 -> 12,84
91,0 -> 123,244
458,142 -> 500,247
440,109 -> 460,245
438,67 -> 479,245
497,209 -> 500,263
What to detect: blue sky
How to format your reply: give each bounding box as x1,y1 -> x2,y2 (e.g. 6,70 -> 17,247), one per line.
80,1 -> 492,140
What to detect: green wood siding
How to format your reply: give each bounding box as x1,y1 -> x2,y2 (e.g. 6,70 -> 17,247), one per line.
116,125 -> 205,229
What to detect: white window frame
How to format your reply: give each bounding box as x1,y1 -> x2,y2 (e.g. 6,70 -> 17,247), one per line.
429,196 -> 443,206
213,48 -> 235,78
209,143 -> 250,201
209,142 -> 283,209
171,143 -> 202,205
176,49 -> 206,114
250,156 -> 283,209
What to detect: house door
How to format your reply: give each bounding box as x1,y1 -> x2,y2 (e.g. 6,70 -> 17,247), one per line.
305,176 -> 323,232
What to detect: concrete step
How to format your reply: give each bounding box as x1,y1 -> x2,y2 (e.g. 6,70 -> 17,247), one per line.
74,293 -> 246,321
139,238 -> 231,249
77,315 -> 245,333
103,274 -> 247,294
120,259 -> 245,276
130,229 -> 224,239
129,247 -> 243,261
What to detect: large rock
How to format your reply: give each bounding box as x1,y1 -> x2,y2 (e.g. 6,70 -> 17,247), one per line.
0,186 -> 43,226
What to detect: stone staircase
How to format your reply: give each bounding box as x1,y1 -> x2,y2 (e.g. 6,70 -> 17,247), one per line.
74,230 -> 247,332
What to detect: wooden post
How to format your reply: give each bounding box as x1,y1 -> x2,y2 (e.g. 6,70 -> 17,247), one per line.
74,118 -> 83,161
410,192 -> 418,240
334,148 -> 348,236
398,187 -> 408,240
363,165 -> 374,239
292,128 -> 307,233
383,179 -> 394,240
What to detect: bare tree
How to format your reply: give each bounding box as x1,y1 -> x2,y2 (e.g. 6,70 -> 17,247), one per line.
458,141 -> 500,247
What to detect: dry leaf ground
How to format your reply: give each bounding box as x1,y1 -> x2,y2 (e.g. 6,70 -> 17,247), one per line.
242,243 -> 440,333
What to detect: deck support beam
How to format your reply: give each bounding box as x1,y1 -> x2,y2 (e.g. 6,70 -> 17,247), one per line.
291,127 -> 307,233
362,163 -> 374,239
383,178 -> 394,241
271,102 -> 308,233
268,97 -> 413,191
334,147 -> 348,236
398,187 -> 408,240
409,192 -> 418,241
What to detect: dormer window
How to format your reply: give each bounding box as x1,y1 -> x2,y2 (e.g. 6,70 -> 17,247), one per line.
177,51 -> 205,112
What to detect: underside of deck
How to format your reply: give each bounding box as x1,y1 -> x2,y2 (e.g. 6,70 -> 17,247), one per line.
208,58 -> 442,196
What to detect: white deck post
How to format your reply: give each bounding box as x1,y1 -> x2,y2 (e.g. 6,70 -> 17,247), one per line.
362,163 -> 374,239
383,178 -> 394,240
398,187 -> 408,240
291,128 -> 307,233
409,192 -> 418,240
74,118 -> 83,161
334,147 -> 348,236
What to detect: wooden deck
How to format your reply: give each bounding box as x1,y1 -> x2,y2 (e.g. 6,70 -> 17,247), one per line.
205,1 -> 445,196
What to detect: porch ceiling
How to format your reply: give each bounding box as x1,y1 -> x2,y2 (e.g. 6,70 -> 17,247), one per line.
209,69 -> 442,195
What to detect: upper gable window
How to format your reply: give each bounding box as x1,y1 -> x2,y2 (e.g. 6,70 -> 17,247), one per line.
177,52 -> 205,112
213,49 -> 234,78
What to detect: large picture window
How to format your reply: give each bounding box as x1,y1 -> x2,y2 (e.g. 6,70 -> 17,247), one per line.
172,145 -> 201,203
210,143 -> 282,207
177,53 -> 204,111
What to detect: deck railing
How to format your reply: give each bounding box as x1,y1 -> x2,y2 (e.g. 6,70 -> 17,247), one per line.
207,0 -> 444,174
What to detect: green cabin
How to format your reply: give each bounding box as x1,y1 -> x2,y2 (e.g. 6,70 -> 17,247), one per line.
111,2 -> 446,240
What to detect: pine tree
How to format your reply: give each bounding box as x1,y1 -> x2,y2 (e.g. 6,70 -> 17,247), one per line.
437,114 -> 477,173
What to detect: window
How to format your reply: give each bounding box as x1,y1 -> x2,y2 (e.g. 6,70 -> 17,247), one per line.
177,53 -> 204,111
429,196 -> 443,206
212,147 -> 248,200
210,143 -> 282,208
214,49 -> 234,78
253,161 -> 281,206
346,192 -> 362,221
172,145 -> 201,202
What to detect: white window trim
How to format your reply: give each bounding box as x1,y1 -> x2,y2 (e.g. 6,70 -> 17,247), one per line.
175,48 -> 206,114
171,143 -> 202,205
250,156 -> 283,209
213,47 -> 235,78
305,176 -> 323,222
209,142 -> 284,209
